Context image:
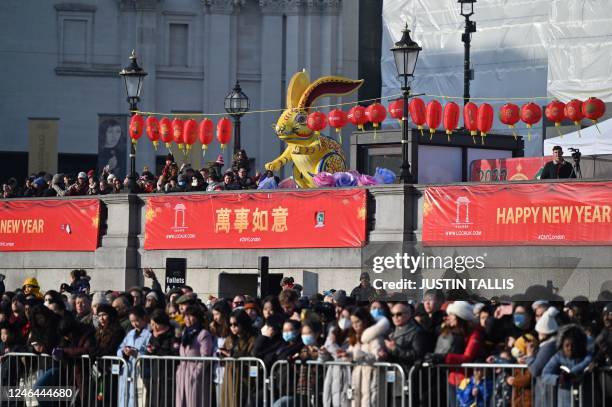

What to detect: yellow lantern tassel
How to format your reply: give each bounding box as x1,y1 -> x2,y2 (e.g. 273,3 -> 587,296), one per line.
165,142 -> 172,150
429,128 -> 435,141
202,145 -> 208,158
418,125 -> 424,137
153,141 -> 159,151
221,144 -> 226,151
555,122 -> 563,138
574,121 -> 581,138
446,129 -> 452,142
358,124 -> 364,131
373,123 -> 378,140
527,124 -> 532,141
470,130 -> 477,144
131,139 -> 137,151
509,125 -> 518,140
480,132 -> 486,145
335,128 -> 342,144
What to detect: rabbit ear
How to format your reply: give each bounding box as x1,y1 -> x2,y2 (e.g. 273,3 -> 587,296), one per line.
286,70 -> 311,109
298,76 -> 364,110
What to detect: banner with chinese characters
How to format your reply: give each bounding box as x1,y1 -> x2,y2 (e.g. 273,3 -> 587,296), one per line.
0,199 -> 100,251
423,182 -> 612,246
144,190 -> 367,250
470,157 -> 551,182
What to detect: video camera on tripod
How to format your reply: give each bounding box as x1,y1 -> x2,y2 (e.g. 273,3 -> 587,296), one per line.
568,147 -> 582,178
568,147 -> 581,162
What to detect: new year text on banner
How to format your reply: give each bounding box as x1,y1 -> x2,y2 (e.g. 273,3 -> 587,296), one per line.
0,199 -> 100,251
144,190 -> 367,250
423,182 -> 612,246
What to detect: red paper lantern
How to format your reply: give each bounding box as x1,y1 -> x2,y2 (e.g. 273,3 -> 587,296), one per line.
199,119 -> 214,155
172,118 -> 184,151
545,100 -> 565,125
328,109 -> 347,132
145,116 -> 160,150
182,119 -> 198,152
477,103 -> 494,143
216,117 -> 232,150
160,118 -> 173,148
425,100 -> 442,138
520,102 -> 542,128
564,99 -> 584,126
347,106 -> 367,130
499,103 -> 520,140
388,99 -> 404,121
365,103 -> 387,128
129,114 -> 144,144
307,111 -> 327,134
464,102 -> 479,142
409,98 -> 426,131
443,102 -> 460,141
582,97 -> 605,123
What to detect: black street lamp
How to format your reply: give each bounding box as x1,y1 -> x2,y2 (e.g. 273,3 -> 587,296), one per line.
459,0 -> 477,106
119,50 -> 147,194
224,81 -> 250,155
391,24 -> 422,184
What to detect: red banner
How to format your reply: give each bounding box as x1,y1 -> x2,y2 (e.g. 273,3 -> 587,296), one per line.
0,199 -> 100,251
423,182 -> 612,246
144,190 -> 367,249
470,157 -> 551,182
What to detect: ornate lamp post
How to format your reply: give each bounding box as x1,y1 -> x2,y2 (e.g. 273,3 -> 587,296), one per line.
459,0 -> 477,106
119,50 -> 147,194
224,81 -> 250,155
391,24 -> 422,183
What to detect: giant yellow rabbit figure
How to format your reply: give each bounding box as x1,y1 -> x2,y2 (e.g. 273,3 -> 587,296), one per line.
265,70 -> 363,188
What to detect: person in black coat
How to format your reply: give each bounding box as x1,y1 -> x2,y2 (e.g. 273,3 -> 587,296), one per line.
540,145 -> 576,179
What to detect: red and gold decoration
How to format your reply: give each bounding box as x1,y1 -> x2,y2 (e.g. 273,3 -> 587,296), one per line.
425,99 -> 442,139
0,199 -> 100,252
128,114 -> 144,146
327,109 -> 348,143
307,111 -> 327,135
423,182 -> 612,246
545,100 -> 565,137
443,102 -> 460,142
172,118 -> 184,152
409,98 -> 426,136
365,102 -> 387,129
477,103 -> 494,144
520,102 -> 542,141
565,99 -> 584,135
347,105 -> 367,131
198,118 -> 214,157
145,116 -> 161,150
388,99 -> 404,123
160,117 -> 173,149
216,117 -> 232,151
499,103 -> 520,140
463,102 -> 479,143
182,119 -> 198,153
582,97 -> 606,134
144,189 -> 366,250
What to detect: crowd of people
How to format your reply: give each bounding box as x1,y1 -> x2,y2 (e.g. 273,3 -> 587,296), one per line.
1,150 -> 284,199
0,270 -> 611,407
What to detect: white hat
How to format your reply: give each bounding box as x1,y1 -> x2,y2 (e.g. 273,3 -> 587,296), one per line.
91,291 -> 108,307
446,301 -> 475,322
535,306 -> 559,335
473,302 -> 485,316
107,174 -> 116,183
78,171 -> 87,179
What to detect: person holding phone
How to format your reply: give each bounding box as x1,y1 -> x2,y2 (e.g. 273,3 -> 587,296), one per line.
117,306 -> 151,407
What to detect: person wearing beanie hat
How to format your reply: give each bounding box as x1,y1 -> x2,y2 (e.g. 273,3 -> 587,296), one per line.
536,306 -> 559,337
94,303 -> 125,355
446,301 -> 476,322
22,277 -> 43,300
593,303 -> 612,370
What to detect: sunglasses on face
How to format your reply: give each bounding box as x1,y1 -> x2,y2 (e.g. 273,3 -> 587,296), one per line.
392,313 -> 405,317
230,323 -> 238,327
233,302 -> 244,307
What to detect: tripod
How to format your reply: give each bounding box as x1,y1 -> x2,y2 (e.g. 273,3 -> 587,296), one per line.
572,158 -> 582,179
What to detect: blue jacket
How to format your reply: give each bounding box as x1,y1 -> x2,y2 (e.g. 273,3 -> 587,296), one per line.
456,376 -> 493,407
116,327 -> 152,407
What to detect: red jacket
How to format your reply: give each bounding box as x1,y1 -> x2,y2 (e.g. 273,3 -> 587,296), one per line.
444,325 -> 483,386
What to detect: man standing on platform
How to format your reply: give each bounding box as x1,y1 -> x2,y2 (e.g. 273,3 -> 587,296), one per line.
540,145 -> 576,179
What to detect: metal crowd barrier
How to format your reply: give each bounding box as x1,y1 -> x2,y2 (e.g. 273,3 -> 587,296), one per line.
269,359 -> 407,407
0,352 -> 129,407
408,362 -> 612,407
133,355 -> 267,407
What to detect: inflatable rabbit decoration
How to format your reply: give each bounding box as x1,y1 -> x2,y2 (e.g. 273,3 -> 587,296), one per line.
265,70 -> 363,188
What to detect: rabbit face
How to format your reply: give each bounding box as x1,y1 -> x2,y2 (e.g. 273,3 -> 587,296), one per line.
275,108 -> 315,144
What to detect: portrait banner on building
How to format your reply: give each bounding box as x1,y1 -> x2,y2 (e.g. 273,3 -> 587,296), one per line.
98,114 -> 128,179
423,182 -> 612,246
0,199 -> 100,251
28,118 -> 59,175
144,190 -> 367,249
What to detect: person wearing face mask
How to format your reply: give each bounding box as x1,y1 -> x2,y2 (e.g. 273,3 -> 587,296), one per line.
283,320 -> 323,406
319,308 -> 353,407
512,304 -> 535,338
252,314 -> 287,368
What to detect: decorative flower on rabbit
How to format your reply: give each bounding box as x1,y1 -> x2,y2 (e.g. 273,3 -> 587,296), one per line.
265,70 -> 363,188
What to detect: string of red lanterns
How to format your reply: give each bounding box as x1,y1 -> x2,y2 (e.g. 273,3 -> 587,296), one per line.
130,97 -> 606,153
